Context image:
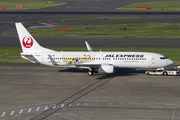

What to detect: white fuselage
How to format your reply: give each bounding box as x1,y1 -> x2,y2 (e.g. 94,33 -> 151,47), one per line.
22,51 -> 174,69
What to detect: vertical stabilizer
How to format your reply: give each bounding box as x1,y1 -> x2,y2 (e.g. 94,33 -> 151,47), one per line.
15,23 -> 55,53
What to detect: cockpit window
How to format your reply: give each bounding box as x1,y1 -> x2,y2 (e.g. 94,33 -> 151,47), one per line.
160,56 -> 167,60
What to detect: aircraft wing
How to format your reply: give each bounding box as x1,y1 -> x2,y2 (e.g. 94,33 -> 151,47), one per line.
48,55 -> 59,66
75,63 -> 101,68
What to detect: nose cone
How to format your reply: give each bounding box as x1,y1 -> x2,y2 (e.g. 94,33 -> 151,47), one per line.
168,59 -> 174,65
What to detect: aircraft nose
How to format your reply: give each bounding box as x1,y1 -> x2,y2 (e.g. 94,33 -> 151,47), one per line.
168,59 -> 174,65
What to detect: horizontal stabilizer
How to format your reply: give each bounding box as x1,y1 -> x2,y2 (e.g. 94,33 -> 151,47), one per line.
20,53 -> 33,56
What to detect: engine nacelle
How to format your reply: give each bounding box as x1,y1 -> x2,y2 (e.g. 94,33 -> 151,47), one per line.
98,64 -> 115,74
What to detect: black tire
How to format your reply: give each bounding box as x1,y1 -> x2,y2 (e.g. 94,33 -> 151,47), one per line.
146,72 -> 150,75
163,72 -> 168,76
88,71 -> 93,76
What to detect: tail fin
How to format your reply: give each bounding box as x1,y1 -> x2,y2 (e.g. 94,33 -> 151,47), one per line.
15,23 -> 55,53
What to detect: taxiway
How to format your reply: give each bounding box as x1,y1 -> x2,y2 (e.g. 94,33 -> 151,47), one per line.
0,63 -> 180,120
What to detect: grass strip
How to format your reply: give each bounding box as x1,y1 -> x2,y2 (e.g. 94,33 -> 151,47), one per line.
116,1 -> 180,11
61,17 -> 141,22
28,23 -> 180,38
0,47 -> 180,65
0,1 -> 67,10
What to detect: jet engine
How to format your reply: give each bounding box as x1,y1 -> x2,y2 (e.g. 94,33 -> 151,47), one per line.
98,64 -> 115,74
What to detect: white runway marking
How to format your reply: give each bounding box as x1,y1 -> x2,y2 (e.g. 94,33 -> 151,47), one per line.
69,104 -> 72,106
53,104 -> 56,108
19,109 -> 23,114
28,108 -> 32,113
1,112 -> 6,117
36,107 -> 40,111
61,104 -> 64,108
45,106 -> 48,110
10,111 -> 15,115
171,110 -> 175,120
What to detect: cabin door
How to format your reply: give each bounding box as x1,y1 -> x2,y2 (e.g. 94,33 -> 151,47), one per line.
151,56 -> 155,64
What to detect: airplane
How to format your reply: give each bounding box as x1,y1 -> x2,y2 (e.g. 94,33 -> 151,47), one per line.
15,23 -> 174,76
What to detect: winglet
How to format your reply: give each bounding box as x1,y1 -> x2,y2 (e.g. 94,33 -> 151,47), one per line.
85,41 -> 94,52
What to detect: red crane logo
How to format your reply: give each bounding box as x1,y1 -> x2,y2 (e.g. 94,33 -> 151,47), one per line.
22,36 -> 33,48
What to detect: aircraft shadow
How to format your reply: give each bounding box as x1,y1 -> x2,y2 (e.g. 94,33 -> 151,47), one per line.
59,68 -> 88,73
58,68 -> 147,79
96,69 -> 146,79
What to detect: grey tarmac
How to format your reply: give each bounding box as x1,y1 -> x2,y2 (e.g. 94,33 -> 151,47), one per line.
0,63 -> 180,120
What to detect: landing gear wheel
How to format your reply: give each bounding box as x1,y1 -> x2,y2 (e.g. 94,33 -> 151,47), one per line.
164,72 -> 168,76
88,71 -> 93,76
163,72 -> 168,76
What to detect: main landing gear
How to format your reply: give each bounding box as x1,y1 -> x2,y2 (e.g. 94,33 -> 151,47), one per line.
88,68 -> 94,76
88,70 -> 93,76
